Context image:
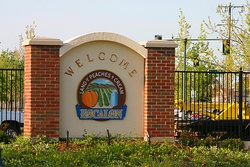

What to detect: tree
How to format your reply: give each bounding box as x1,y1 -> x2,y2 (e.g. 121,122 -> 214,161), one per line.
174,10 -> 220,101
0,50 -> 23,69
174,10 -> 220,72
202,3 -> 250,104
18,21 -> 37,60
0,22 -> 36,109
204,2 -> 249,71
0,21 -> 36,69
239,4 -> 250,71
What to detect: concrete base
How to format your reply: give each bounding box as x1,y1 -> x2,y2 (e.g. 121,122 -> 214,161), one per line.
144,136 -> 175,143
244,141 -> 250,147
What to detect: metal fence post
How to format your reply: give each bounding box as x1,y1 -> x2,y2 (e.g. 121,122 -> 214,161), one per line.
66,131 -> 69,148
239,68 -> 243,139
107,129 -> 111,145
146,130 -> 151,146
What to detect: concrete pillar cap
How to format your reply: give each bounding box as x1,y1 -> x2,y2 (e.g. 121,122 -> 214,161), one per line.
139,40 -> 178,48
22,37 -> 63,46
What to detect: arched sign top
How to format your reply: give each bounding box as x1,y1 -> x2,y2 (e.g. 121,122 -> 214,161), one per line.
60,32 -> 147,58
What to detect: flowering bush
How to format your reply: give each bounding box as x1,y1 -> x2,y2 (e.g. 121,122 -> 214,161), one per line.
0,135 -> 249,166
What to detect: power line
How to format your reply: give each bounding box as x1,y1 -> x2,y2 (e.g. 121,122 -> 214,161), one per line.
166,38 -> 223,42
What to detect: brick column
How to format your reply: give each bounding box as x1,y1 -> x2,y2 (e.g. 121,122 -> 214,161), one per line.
23,38 -> 63,138
141,40 -> 177,141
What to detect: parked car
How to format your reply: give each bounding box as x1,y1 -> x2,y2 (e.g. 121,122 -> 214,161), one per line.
0,110 -> 24,137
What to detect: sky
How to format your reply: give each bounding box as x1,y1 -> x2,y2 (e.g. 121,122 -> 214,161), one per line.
0,0 -> 248,52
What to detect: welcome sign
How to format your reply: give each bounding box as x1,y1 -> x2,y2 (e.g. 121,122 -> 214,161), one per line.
76,70 -> 127,120
59,32 -> 147,138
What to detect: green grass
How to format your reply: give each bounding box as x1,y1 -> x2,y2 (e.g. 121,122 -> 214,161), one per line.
0,135 -> 250,166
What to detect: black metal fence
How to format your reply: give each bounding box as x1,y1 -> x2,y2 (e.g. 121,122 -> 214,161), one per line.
174,70 -> 250,140
1,68 -> 249,140
0,69 -> 24,124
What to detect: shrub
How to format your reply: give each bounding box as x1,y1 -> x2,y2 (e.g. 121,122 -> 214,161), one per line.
0,130 -> 10,144
178,130 -> 198,147
0,124 -> 11,144
220,138 -> 244,150
197,135 -> 220,147
0,135 -> 250,166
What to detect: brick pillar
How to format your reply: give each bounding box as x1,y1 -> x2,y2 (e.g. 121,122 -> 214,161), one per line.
23,38 -> 63,138
141,40 -> 177,141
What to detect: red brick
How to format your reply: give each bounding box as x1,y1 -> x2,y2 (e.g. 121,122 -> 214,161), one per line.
24,43 -> 61,138
144,46 -> 175,138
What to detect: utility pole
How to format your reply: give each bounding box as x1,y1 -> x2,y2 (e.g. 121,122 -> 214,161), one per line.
218,3 -> 245,107
218,3 -> 244,55
183,38 -> 187,102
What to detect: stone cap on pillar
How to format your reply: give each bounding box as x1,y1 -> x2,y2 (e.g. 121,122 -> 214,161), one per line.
22,37 -> 63,46
139,40 -> 178,48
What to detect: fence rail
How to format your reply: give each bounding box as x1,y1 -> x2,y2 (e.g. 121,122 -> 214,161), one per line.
175,70 -> 250,140
0,68 -> 249,140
